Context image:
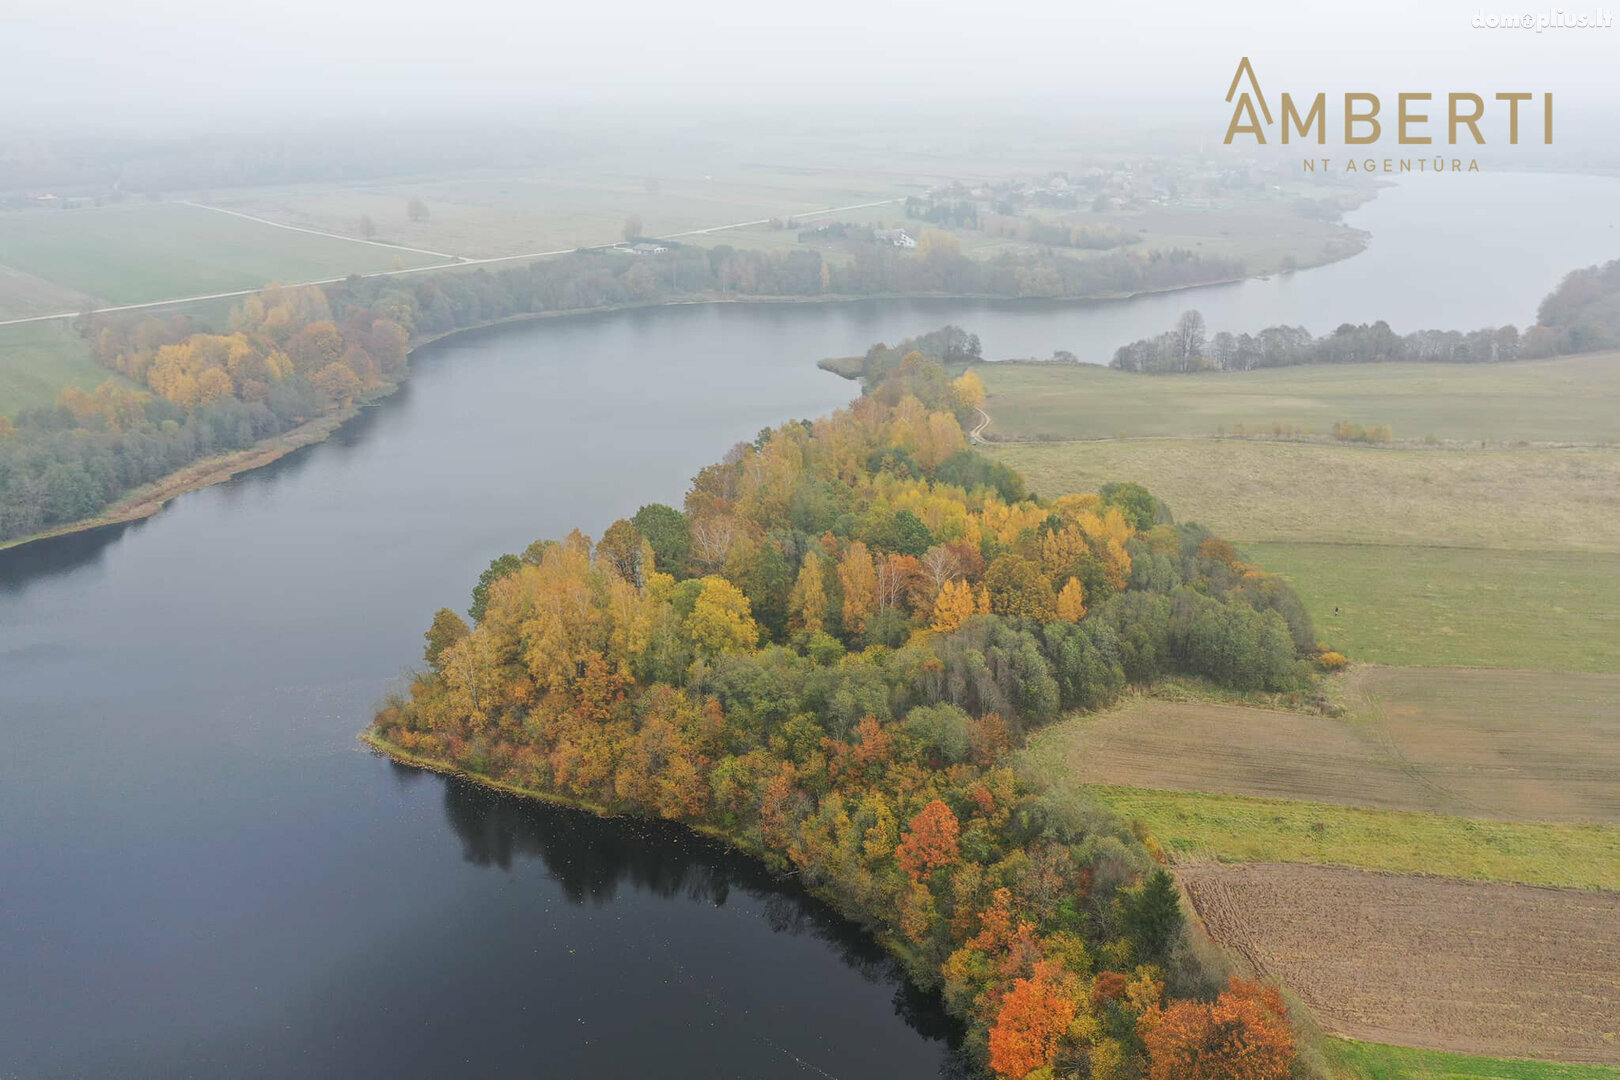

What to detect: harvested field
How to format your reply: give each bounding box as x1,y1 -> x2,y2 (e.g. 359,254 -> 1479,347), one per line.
1180,862 -> 1620,1065
1032,696 -> 1457,815
1347,667 -> 1620,824
1035,669 -> 1620,823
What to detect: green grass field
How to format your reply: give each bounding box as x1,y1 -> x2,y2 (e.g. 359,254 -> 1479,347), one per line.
1323,1038 -> 1620,1079
976,353 -> 1620,444
0,295 -> 244,418
0,322 -> 129,414
1085,786 -> 1620,890
213,165 -> 913,260
1247,543 -> 1620,672
995,440 -> 1620,552
0,201 -> 446,313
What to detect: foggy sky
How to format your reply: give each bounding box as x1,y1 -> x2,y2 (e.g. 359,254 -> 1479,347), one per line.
6,0 -> 1618,129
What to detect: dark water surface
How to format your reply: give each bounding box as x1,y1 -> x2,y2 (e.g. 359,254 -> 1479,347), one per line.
3,173 -> 1616,1078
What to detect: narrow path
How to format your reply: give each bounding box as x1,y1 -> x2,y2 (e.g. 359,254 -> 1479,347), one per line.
970,406 -> 991,440
0,197 -> 906,329
176,201 -> 464,261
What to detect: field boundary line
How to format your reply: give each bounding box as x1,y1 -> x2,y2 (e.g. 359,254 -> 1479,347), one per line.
178,201 -> 464,261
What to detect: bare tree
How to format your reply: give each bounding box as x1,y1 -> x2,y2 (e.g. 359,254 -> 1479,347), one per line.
689,515 -> 737,571
920,545 -> 961,594
1174,310 -> 1206,372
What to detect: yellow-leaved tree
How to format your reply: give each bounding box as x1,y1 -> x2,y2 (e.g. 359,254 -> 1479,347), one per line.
1056,577 -> 1087,623
952,369 -> 986,411
931,578 -> 977,633
838,541 -> 877,634
686,576 -> 759,655
788,551 -> 827,635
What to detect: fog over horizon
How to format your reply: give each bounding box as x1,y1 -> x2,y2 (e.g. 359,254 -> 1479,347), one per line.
6,0 -> 1619,133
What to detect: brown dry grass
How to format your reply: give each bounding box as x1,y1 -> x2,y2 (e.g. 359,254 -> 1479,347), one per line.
993,440 -> 1620,552
1180,862 -> 1620,1064
1344,667 -> 1620,824
1035,694 -> 1457,815
1036,669 -> 1620,824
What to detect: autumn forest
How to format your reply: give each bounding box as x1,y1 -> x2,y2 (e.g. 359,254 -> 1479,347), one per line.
368,345 -> 1321,1079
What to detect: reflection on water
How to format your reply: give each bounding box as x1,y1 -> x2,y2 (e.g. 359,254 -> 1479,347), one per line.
0,517 -> 140,591
435,774 -> 965,1049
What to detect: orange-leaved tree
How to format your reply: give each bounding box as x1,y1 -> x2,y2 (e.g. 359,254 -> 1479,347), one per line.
987,960 -> 1080,1079
895,799 -> 960,882
1138,977 -> 1294,1080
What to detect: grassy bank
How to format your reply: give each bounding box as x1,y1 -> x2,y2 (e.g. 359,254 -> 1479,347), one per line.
1323,1038 -> 1620,1079
1089,786 -> 1620,890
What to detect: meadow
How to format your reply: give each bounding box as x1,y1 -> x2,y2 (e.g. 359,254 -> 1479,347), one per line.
975,352 -> 1620,444
1247,543 -> 1620,672
0,322 -> 121,414
1082,786 -> 1620,890
986,357 -> 1620,674
0,201 -> 445,314
995,439 -> 1620,551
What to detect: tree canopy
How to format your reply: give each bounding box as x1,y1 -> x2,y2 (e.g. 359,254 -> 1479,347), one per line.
369,352 -> 1316,1078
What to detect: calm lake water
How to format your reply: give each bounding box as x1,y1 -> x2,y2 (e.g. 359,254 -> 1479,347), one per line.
2,172 -> 1617,1078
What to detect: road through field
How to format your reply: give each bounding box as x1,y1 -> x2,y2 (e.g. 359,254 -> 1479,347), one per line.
0,197 -> 905,329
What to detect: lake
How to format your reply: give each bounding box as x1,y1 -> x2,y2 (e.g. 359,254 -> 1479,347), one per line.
2,171 -> 1616,1078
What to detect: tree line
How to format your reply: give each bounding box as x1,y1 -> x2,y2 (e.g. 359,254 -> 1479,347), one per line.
1109,256 -> 1620,374
1,237 -> 1246,544
370,348 -> 1322,1079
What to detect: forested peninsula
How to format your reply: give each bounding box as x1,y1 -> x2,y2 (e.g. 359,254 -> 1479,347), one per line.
0,241 -> 1246,547
368,350 -> 1324,1079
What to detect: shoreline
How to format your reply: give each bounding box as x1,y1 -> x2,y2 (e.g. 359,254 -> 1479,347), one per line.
359,730 -> 932,978
1,249 -> 1368,554
0,403 -> 372,553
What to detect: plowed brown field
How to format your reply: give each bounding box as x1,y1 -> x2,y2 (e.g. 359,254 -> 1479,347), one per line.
1180,862 -> 1620,1064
